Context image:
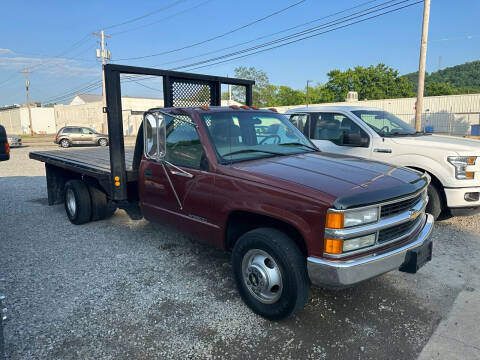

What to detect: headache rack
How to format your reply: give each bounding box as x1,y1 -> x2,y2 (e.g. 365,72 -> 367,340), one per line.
103,64 -> 255,202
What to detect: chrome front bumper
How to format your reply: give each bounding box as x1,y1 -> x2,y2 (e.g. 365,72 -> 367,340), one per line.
307,213 -> 434,288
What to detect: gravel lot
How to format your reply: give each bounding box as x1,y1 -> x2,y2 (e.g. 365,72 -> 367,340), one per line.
1,145 -> 479,359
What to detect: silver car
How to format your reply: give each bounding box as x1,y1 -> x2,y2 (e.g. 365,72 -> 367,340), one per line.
7,135 -> 22,147
55,126 -> 108,148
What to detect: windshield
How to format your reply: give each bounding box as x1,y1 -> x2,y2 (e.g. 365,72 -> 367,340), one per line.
202,111 -> 317,163
352,110 -> 416,136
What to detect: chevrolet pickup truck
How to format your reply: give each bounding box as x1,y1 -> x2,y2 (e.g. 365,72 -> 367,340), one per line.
30,65 -> 434,320
287,106 -> 480,220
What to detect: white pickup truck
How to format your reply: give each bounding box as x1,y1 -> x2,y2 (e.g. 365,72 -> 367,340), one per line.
286,106 -> 480,219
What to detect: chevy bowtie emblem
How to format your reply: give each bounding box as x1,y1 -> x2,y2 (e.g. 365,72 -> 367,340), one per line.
409,208 -> 421,220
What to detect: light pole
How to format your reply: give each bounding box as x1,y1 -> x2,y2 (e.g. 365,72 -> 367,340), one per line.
306,80 -> 313,107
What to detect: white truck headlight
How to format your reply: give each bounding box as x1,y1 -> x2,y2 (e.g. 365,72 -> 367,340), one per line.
343,233 -> 376,252
447,156 -> 476,180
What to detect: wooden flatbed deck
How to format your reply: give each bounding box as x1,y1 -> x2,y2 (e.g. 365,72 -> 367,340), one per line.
29,147 -> 137,181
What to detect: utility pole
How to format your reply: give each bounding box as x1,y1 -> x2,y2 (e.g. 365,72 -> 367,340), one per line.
93,30 -> 111,133
20,70 -> 33,136
306,80 -> 313,107
414,0 -> 431,132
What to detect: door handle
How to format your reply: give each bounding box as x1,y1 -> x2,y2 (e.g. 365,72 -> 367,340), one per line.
373,148 -> 392,153
144,169 -> 153,178
170,170 -> 194,178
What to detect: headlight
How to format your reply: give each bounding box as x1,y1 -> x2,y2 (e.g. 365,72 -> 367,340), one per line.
448,156 -> 476,180
326,207 -> 379,229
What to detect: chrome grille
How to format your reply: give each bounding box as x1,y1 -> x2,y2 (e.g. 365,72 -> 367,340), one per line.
381,193 -> 424,218
378,216 -> 423,243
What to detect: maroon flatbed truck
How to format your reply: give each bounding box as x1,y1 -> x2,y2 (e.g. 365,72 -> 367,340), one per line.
30,65 -> 434,320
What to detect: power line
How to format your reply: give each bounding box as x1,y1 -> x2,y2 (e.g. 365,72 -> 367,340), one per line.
185,1 -> 423,72
152,0 -> 390,68
40,0 -> 420,104
103,0 -> 189,30
114,0 -> 307,61
169,0 -> 418,71
110,0 -> 419,89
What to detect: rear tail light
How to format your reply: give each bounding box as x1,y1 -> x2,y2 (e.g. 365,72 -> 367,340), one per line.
55,136 -> 59,141
4,142 -> 10,154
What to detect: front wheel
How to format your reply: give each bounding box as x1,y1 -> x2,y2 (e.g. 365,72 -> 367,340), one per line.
232,228 -> 310,320
98,138 -> 108,147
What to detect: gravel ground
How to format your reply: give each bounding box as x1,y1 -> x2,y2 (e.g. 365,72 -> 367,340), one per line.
1,145 -> 479,360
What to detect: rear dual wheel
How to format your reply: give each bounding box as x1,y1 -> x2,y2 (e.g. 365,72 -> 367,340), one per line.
64,180 -> 116,225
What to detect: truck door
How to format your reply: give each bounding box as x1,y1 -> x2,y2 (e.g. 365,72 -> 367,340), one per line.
139,114 -> 218,243
307,112 -> 372,158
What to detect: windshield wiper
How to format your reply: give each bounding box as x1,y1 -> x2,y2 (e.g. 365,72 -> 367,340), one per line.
279,142 -> 318,151
222,149 -> 284,157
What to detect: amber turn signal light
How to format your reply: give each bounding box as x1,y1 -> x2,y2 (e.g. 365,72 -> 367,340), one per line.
326,212 -> 344,229
324,238 -> 343,254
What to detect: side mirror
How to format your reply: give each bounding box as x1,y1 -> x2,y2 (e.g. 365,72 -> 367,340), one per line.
143,112 -> 166,160
342,132 -> 368,147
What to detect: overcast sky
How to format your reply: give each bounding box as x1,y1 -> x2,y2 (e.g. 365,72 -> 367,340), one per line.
1,0 -> 479,105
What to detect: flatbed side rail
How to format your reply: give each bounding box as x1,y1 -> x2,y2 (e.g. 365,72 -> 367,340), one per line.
103,64 -> 255,201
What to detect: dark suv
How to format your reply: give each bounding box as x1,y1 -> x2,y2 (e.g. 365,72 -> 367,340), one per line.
0,125 -> 9,161
55,126 -> 108,148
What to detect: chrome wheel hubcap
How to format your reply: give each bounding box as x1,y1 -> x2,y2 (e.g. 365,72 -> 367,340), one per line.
66,188 -> 76,216
242,249 -> 283,304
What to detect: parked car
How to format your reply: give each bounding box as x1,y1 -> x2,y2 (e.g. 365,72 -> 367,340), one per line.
7,134 -> 22,147
55,126 -> 108,148
287,106 -> 480,220
0,125 -> 9,161
30,65 -> 434,320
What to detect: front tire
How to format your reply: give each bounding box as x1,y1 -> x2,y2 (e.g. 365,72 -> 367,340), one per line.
426,183 -> 443,220
98,138 -> 108,147
232,228 -> 310,320
64,180 -> 92,225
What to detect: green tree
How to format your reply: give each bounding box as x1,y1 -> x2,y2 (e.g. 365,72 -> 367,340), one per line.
275,86 -> 305,106
424,82 -> 459,96
403,60 -> 480,95
308,83 -> 335,104
232,66 -> 271,106
326,64 -> 414,101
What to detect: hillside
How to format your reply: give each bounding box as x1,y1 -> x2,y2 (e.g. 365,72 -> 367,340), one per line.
403,60 -> 480,94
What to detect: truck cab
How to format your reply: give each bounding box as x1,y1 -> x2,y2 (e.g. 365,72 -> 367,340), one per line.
30,66 -> 434,320
287,106 -> 480,219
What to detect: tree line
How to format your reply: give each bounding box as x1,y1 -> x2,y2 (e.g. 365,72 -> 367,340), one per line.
225,60 -> 480,107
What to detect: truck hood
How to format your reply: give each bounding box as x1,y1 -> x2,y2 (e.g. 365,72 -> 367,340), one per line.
390,134 -> 480,154
231,152 -> 427,209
